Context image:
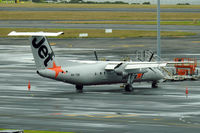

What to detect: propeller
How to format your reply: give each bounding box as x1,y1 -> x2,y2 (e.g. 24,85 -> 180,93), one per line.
148,52 -> 154,62
114,63 -> 125,76
94,50 -> 98,61
114,63 -> 123,69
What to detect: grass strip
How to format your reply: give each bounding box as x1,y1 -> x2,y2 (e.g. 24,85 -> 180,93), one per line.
1,11 -> 200,21
1,3 -> 200,9
1,28 -> 196,38
54,20 -> 200,26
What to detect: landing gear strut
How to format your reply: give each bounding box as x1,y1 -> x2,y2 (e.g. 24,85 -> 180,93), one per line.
76,85 -> 83,93
152,81 -> 158,88
124,74 -> 135,92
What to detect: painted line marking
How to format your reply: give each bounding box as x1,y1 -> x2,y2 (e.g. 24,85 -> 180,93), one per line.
111,44 -> 144,48
192,41 -> 200,43
50,42 -> 56,45
51,113 -> 139,118
153,118 -> 161,121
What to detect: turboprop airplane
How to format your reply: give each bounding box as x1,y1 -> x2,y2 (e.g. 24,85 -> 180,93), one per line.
9,31 -> 168,93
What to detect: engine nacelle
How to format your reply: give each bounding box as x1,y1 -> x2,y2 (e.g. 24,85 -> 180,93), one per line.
114,63 -> 148,77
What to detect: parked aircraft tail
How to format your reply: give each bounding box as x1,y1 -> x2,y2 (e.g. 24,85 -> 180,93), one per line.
8,31 -> 64,70
30,36 -> 55,69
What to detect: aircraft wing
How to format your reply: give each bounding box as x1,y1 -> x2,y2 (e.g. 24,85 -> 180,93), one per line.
125,63 -> 167,70
104,60 -> 195,71
104,63 -> 119,70
105,62 -> 167,71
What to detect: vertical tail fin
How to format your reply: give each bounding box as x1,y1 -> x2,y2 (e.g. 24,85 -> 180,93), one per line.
30,36 -> 55,69
8,31 -> 63,70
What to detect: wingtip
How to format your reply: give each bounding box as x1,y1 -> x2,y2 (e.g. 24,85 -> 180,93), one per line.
8,31 -> 16,36
58,32 -> 64,35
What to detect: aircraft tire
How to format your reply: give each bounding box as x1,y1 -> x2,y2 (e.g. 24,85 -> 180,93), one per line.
76,85 -> 83,93
125,84 -> 133,92
152,81 -> 158,88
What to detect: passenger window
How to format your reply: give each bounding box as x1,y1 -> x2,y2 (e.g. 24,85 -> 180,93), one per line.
71,74 -> 74,76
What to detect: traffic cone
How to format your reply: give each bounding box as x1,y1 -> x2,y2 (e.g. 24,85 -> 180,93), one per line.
28,80 -> 31,91
186,87 -> 188,95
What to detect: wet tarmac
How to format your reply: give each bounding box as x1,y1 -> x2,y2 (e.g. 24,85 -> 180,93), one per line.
1,38 -> 200,132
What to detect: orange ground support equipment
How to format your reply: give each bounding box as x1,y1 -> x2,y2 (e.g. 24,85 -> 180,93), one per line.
174,58 -> 197,76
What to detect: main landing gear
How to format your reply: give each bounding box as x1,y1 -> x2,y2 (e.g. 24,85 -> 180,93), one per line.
76,85 -> 83,93
125,84 -> 133,92
152,81 -> 158,88
124,74 -> 135,92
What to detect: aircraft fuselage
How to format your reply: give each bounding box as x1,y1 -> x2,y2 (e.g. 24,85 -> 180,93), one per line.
38,61 -> 164,86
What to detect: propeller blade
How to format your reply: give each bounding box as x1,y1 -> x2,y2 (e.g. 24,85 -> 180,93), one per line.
94,51 -> 98,61
114,63 -> 123,69
148,52 -> 154,62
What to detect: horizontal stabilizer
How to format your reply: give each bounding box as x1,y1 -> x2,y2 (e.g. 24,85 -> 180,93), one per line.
8,31 -> 64,36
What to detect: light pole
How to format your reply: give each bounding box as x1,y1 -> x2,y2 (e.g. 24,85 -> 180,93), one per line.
157,0 -> 161,60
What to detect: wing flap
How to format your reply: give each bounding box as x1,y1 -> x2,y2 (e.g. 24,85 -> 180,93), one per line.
105,63 -> 119,70
105,62 -> 167,71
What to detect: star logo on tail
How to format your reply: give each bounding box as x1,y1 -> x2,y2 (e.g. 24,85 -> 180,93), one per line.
48,61 -> 66,79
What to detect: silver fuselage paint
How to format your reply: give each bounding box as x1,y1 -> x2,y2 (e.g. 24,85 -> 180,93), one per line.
38,60 -> 164,86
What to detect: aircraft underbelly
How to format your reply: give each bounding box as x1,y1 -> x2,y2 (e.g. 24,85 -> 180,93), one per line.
70,74 -> 124,85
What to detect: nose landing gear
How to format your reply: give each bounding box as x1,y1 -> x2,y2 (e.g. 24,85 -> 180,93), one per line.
76,85 -> 83,93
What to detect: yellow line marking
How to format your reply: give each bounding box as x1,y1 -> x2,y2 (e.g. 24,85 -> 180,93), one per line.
50,43 -> 56,45
153,118 -> 161,121
64,114 -> 78,117
192,41 -> 200,43
126,114 -> 139,117
104,114 -> 138,118
85,115 -> 95,117
68,44 -> 73,47
111,44 -> 144,48
62,113 -> 139,118
103,115 -> 119,118
174,36 -> 186,38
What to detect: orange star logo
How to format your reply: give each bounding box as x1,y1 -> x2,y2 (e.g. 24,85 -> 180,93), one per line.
48,61 -> 66,79
136,73 -> 143,79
